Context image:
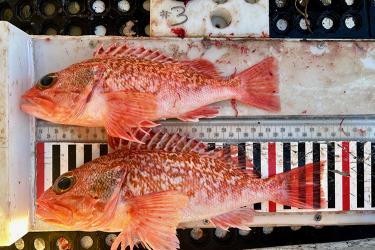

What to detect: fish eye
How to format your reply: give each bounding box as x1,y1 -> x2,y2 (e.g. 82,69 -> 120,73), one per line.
53,175 -> 76,194
37,73 -> 56,89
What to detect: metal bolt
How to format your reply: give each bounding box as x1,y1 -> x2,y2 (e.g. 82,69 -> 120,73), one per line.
314,213 -> 322,221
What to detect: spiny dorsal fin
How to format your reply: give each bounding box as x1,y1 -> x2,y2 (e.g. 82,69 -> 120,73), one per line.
93,44 -> 176,63
123,128 -> 207,154
119,129 -> 255,174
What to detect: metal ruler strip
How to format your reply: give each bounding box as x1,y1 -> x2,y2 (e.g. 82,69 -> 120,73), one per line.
36,116 -> 375,142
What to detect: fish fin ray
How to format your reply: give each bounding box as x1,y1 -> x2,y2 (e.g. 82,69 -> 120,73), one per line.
94,44 -> 176,63
234,57 -> 280,112
181,59 -> 223,79
270,162 -> 326,209
118,129 -> 209,154
104,91 -> 158,144
111,191 -> 188,250
211,207 -> 254,230
118,130 -> 254,172
178,105 -> 220,122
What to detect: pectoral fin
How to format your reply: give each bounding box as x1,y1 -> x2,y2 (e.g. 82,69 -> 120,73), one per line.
104,91 -> 159,143
111,191 -> 188,250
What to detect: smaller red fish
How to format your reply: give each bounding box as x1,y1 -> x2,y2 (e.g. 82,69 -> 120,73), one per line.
21,44 -> 280,146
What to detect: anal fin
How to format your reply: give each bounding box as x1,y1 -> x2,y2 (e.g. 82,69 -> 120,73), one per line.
178,105 -> 220,122
211,207 -> 254,231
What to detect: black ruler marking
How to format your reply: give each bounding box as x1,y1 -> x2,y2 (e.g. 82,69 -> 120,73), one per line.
298,143 -> 306,207
283,143 -> 291,210
328,142 -> 336,209
253,143 -> 261,210
313,143 -> 321,209
357,142 -> 364,208
68,144 -> 76,171
52,144 -> 60,183
99,144 -> 108,156
84,144 -> 92,163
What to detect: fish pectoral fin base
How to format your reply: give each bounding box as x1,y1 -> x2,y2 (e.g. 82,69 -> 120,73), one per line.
104,91 -> 159,144
111,191 -> 188,250
210,207 -> 254,231
178,105 -> 220,122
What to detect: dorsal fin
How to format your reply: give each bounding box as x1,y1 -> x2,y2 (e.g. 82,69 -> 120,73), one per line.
122,128 -> 207,154
93,44 -> 177,63
181,59 -> 223,79
119,129 -> 255,174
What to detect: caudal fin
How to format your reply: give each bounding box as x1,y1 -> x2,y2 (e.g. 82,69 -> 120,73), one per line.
234,57 -> 280,112
270,162 -> 326,209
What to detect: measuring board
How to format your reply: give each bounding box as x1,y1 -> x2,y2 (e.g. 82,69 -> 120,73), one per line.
34,116 -> 375,229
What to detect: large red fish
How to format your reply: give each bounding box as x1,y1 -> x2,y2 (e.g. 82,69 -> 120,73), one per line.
36,131 -> 325,250
21,44 -> 280,143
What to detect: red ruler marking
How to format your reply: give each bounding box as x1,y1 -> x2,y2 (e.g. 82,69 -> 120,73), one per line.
342,141 -> 350,211
268,142 -> 276,212
36,142 -> 45,199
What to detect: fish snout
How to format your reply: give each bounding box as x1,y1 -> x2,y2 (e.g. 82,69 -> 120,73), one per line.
36,199 -> 73,225
21,91 -> 55,118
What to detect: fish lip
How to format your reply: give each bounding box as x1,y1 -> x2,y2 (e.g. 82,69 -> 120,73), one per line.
21,95 -> 54,118
36,200 -> 74,226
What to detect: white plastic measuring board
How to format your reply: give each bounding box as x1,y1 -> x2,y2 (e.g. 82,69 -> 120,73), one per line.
5,21 -> 375,242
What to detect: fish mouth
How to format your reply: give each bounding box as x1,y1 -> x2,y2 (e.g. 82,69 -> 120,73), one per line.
21,94 -> 55,119
36,200 -> 74,226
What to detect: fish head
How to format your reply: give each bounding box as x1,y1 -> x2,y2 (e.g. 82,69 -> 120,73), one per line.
21,63 -> 97,124
36,160 -> 127,230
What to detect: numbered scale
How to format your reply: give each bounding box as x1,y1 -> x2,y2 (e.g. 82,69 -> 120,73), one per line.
35,116 -> 375,227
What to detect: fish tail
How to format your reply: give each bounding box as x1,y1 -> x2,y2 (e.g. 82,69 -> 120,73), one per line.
234,57 -> 280,112
268,162 -> 326,209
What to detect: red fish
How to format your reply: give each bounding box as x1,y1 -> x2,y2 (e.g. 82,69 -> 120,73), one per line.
36,131 -> 325,250
21,44 -> 280,144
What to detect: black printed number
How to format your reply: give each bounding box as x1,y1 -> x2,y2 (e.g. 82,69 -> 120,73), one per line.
171,6 -> 188,26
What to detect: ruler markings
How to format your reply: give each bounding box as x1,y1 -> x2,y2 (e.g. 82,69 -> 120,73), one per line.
36,117 -> 375,142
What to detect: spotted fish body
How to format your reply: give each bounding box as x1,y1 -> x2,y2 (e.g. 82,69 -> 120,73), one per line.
21,44 -> 280,145
36,131 -> 325,250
